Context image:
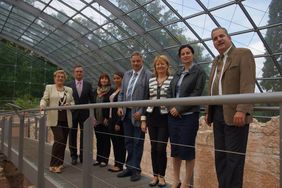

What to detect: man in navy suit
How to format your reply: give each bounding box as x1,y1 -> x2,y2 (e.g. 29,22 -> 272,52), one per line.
117,51 -> 152,182
68,65 -> 94,165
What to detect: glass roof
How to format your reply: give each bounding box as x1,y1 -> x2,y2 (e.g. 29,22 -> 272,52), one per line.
0,0 -> 281,92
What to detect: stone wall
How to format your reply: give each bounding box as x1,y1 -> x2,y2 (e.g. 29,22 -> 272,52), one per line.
140,116 -> 280,188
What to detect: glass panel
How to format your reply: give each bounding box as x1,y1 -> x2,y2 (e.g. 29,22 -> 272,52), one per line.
49,0 -> 77,18
212,4 -> 253,33
54,29 -> 73,43
12,8 -> 36,22
44,6 -> 69,23
102,22 -> 126,41
113,19 -> 136,36
2,28 -> 22,38
204,40 -> 218,56
92,29 -> 108,46
232,32 -> 266,55
61,0 -> 86,11
0,1 -> 12,11
108,0 -> 137,13
259,56 -> 282,92
102,45 -> 123,60
242,0 -> 272,27
261,28 -> 282,54
29,0 -> 47,11
166,22 -> 198,42
6,19 -> 28,33
145,0 -> 179,25
92,2 -> 113,18
66,19 -> 89,35
73,14 -> 97,31
81,7 -> 107,26
167,0 -> 203,17
36,18 -> 56,32
201,0 -> 231,9
127,9 -> 159,31
186,14 -> 218,39
255,57 -> 267,78
148,28 -> 178,47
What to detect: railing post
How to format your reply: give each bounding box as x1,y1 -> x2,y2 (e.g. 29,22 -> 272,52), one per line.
27,117 -> 30,138
18,114 -> 25,172
1,117 -> 5,151
7,116 -> 12,160
279,104 -> 282,187
34,117 -> 38,140
83,108 -> 94,188
37,115 -> 46,188
45,126 -> 48,143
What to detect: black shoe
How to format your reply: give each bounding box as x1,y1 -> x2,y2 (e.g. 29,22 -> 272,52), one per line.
71,159 -> 77,165
79,157 -> 83,163
117,169 -> 132,178
130,172 -> 141,182
93,161 -> 100,166
149,179 -> 159,187
100,162 -> 107,167
177,182 -> 181,188
158,181 -> 166,187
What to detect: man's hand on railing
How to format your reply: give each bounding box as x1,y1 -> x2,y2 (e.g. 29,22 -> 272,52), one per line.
40,105 -> 45,111
117,108 -> 124,117
115,124 -> 120,131
133,112 -> 141,121
169,107 -> 180,117
233,112 -> 246,127
90,116 -> 97,127
205,114 -> 211,127
141,121 -> 147,133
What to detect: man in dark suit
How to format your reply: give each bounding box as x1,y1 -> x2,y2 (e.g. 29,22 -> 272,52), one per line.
68,65 -> 94,165
205,27 -> 256,188
117,51 -> 152,182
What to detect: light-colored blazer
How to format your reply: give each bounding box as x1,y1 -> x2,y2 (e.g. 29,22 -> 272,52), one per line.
207,46 -> 256,125
118,67 -> 152,127
40,84 -> 74,127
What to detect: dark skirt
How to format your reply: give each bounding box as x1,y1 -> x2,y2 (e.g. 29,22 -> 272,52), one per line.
168,112 -> 199,160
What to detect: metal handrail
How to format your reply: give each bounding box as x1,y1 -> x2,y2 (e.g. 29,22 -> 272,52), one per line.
0,92 -> 281,188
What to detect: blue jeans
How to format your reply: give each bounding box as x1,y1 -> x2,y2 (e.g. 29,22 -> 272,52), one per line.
123,109 -> 145,173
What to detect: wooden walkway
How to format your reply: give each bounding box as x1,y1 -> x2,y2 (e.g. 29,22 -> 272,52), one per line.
4,137 -> 168,188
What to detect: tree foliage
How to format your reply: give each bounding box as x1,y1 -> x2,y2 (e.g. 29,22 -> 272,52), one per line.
0,39 -> 56,109
260,0 -> 282,91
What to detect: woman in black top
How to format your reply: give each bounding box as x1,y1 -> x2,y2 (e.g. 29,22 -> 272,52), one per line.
167,45 -> 206,188
108,72 -> 126,172
93,73 -> 114,167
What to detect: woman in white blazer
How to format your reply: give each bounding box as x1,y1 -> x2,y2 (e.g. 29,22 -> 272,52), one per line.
40,70 -> 74,173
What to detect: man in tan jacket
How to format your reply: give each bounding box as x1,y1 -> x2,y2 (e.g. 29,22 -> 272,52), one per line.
205,27 -> 255,188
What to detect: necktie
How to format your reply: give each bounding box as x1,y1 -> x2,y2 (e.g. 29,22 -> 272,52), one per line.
126,73 -> 138,101
77,81 -> 82,97
212,55 -> 224,96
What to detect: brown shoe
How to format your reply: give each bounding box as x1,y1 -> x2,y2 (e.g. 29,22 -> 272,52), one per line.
108,166 -> 122,172
49,166 -> 62,173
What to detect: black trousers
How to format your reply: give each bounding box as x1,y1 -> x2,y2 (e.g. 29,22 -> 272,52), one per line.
69,116 -> 86,160
148,126 -> 168,177
212,105 -> 249,188
109,119 -> 126,169
147,109 -> 168,177
50,122 -> 69,167
94,123 -> 111,164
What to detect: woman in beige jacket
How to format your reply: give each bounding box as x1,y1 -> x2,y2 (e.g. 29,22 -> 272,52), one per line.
40,70 -> 74,173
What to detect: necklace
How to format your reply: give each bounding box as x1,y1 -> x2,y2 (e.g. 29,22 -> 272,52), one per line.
57,87 -> 66,111
157,76 -> 168,86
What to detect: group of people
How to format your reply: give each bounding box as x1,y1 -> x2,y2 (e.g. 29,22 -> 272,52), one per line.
40,27 -> 255,188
